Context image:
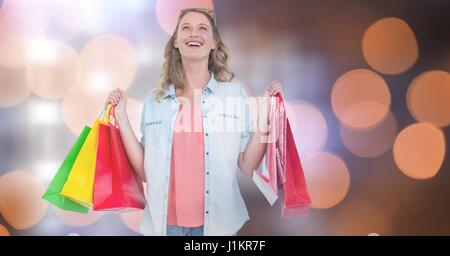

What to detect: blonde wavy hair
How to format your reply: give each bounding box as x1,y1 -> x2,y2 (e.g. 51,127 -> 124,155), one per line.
153,9 -> 235,102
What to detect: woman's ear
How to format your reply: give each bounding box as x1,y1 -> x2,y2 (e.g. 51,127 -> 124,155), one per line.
174,40 -> 178,49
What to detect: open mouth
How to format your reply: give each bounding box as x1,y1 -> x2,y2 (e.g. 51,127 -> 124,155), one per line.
185,40 -> 203,48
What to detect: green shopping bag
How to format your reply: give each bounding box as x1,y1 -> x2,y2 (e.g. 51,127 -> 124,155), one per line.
42,126 -> 92,213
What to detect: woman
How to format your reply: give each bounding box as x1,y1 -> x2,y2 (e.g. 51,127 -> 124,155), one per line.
107,8 -> 284,236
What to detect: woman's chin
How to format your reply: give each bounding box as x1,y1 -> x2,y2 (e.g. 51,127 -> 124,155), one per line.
180,52 -> 210,61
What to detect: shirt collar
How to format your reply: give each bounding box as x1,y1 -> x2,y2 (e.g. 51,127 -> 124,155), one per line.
163,71 -> 218,98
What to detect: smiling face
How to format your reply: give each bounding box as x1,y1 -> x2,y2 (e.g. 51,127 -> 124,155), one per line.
173,11 -> 217,61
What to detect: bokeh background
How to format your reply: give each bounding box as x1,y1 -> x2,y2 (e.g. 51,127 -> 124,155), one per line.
1,0 -> 449,236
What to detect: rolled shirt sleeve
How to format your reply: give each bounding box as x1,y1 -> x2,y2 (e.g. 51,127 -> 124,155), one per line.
239,86 -> 255,153
139,95 -> 148,147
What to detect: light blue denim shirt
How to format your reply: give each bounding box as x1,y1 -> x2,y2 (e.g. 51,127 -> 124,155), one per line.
139,72 -> 254,236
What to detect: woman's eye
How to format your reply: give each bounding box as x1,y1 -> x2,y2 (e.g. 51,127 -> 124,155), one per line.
200,27 -> 207,31
182,26 -> 189,30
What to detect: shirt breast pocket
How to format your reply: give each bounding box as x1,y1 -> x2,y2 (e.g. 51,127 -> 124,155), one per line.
144,120 -> 163,146
219,113 -> 244,155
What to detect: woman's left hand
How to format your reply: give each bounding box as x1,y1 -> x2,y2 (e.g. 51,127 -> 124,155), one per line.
263,80 -> 285,99
259,80 -> 284,128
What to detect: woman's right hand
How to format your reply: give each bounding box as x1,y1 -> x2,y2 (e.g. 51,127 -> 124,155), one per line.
107,88 -> 127,124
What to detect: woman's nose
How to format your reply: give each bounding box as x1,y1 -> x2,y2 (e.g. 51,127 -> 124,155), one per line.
188,31 -> 200,37
188,29 -> 201,37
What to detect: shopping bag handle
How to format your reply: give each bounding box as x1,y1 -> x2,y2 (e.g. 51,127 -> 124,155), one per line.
99,104 -> 113,124
108,106 -> 117,127
100,104 -> 119,127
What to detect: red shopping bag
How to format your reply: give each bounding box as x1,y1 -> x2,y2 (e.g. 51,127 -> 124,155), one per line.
282,117 -> 311,218
253,94 -> 311,218
93,107 -> 146,211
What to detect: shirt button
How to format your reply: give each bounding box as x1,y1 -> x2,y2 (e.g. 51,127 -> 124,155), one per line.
206,211 -> 209,214
205,133 -> 208,136
206,172 -> 210,175
206,152 -> 209,155
203,115 -> 207,118
202,100 -> 205,104
206,190 -> 209,194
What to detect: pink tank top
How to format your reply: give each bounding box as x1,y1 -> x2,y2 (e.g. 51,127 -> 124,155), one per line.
167,102 -> 205,227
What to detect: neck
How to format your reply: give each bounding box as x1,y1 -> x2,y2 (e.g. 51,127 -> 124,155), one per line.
181,58 -> 211,92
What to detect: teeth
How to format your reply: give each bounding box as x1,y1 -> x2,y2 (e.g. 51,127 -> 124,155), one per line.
186,41 -> 202,47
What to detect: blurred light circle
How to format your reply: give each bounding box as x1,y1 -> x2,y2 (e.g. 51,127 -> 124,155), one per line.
156,0 -> 214,35
43,0 -> 105,42
0,224 -> 10,236
49,0 -> 103,34
62,87 -> 142,136
363,17 -> 418,74
67,233 -> 80,236
0,66 -> 31,107
26,40 -> 81,100
0,0 -> 49,14
393,122 -> 446,180
54,207 -> 103,227
32,160 -> 61,185
332,69 -> 391,129
0,9 -> 50,68
79,34 -> 138,99
407,70 -> 450,128
0,171 -> 47,230
368,233 -> 380,236
331,200 -> 392,235
62,86 -> 106,135
340,111 -> 398,158
285,101 -> 328,159
49,2 -> 85,34
302,152 -> 350,209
